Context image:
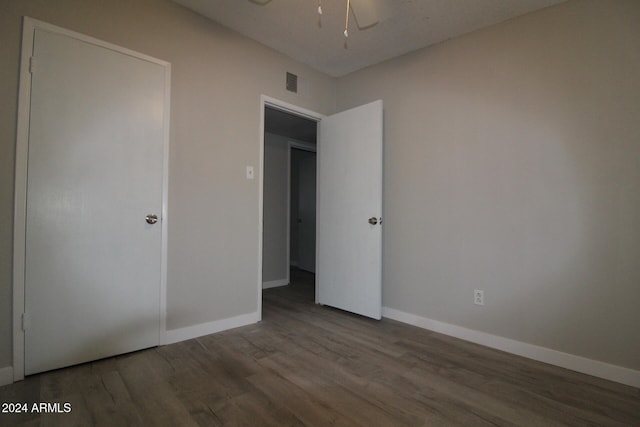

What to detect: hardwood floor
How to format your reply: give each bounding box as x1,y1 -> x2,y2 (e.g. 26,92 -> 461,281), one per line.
2,268 -> 639,426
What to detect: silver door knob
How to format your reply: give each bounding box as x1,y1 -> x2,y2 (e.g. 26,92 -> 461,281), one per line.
146,214 -> 158,224
368,217 -> 379,225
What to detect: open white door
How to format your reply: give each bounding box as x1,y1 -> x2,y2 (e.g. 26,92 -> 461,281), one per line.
317,100 -> 383,319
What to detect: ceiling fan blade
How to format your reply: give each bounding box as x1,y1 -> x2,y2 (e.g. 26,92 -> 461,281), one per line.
350,0 -> 379,30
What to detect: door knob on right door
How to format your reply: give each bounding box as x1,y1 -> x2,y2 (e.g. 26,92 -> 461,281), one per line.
146,214 -> 158,224
368,217 -> 379,225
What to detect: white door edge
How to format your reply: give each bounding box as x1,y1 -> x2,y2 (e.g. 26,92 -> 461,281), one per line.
258,96 -> 324,318
12,17 -> 171,381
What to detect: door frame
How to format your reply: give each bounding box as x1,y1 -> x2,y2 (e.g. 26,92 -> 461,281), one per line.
12,17 -> 171,381
258,96 -> 323,318
287,142 -> 317,276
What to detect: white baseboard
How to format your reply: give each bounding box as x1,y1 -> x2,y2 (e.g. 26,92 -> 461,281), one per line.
382,307 -> 640,388
0,366 -> 13,386
262,279 -> 289,289
164,311 -> 259,345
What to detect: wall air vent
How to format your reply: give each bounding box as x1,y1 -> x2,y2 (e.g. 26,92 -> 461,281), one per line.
286,72 -> 298,93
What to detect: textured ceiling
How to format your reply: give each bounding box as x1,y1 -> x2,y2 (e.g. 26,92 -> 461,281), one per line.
173,0 -> 567,77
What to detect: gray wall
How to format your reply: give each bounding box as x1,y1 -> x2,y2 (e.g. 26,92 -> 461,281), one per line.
337,0 -> 640,370
0,0 -> 336,369
262,133 -> 289,284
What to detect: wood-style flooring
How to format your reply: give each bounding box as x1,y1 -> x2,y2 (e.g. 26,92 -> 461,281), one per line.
1,268 -> 639,426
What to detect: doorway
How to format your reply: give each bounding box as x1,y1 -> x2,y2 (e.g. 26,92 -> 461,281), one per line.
290,147 -> 316,274
258,96 -> 384,321
261,104 -> 318,303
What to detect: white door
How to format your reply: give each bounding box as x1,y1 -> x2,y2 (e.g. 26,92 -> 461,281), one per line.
24,27 -> 168,374
317,100 -> 383,319
296,153 -> 316,273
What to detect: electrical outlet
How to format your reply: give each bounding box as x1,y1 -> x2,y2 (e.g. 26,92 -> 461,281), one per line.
474,289 -> 484,306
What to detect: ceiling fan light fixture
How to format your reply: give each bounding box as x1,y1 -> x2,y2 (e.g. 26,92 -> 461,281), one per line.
315,0 -> 351,38
344,0 -> 351,38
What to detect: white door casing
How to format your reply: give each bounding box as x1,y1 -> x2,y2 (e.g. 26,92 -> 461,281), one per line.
13,18 -> 170,378
317,100 -> 383,320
